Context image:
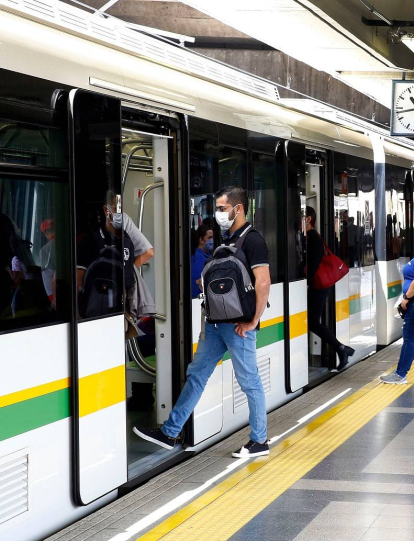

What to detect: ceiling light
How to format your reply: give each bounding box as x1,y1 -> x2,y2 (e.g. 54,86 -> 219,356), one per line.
89,77 -> 196,113
401,36 -> 414,54
333,140 -> 361,147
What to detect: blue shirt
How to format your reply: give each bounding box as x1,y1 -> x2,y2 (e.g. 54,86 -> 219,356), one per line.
191,248 -> 209,298
402,258 -> 414,295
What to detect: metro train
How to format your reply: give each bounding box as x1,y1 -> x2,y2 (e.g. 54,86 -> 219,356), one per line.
0,1 -> 413,540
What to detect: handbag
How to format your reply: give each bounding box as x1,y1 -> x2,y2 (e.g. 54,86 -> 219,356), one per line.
313,234 -> 349,289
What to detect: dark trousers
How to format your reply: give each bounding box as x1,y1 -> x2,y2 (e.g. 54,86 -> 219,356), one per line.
308,286 -> 341,353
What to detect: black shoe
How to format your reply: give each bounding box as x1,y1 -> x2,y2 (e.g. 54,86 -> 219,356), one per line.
333,345 -> 355,372
232,440 -> 269,458
132,427 -> 178,450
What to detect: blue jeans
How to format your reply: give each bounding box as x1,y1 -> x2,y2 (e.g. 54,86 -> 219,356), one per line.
396,301 -> 414,378
162,322 -> 267,443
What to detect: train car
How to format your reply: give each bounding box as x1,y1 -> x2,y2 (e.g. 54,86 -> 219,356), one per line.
0,1 -> 413,539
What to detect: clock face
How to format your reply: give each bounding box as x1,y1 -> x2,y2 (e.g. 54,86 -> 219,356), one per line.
391,81 -> 414,136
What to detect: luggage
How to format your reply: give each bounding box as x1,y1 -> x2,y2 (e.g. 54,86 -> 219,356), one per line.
201,226 -> 256,323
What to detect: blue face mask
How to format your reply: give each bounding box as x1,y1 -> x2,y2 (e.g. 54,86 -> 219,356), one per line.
204,239 -> 214,254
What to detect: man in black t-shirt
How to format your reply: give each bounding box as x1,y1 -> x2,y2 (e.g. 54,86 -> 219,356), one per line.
134,186 -> 271,458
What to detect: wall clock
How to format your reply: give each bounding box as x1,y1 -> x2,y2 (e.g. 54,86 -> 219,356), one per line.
391,80 -> 414,136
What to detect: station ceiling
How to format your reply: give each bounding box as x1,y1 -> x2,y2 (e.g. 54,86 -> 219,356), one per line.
179,0 -> 414,108
78,0 -> 414,110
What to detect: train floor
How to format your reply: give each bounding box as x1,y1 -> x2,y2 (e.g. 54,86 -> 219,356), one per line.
48,340 -> 414,541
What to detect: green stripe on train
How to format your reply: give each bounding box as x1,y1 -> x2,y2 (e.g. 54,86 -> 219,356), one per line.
223,321 -> 284,361
349,295 -> 372,316
388,283 -> 402,300
0,388 -> 70,441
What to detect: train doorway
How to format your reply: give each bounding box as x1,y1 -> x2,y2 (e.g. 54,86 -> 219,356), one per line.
305,150 -> 335,382
121,127 -> 181,480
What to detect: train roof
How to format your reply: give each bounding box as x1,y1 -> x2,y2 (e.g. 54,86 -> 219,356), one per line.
1,0 -> 414,167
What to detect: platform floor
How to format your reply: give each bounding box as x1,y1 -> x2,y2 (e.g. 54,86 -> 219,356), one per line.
48,340 -> 414,541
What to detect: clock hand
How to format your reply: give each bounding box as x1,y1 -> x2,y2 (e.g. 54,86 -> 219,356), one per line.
398,108 -> 414,113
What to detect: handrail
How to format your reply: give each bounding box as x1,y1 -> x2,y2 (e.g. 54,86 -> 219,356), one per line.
138,180 -> 163,231
127,338 -> 156,376
122,145 -> 153,187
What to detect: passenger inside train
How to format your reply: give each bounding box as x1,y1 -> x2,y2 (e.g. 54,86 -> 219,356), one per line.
191,224 -> 214,298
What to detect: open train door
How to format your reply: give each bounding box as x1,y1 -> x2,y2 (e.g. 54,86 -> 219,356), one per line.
284,141 -> 309,392
68,90 -> 127,505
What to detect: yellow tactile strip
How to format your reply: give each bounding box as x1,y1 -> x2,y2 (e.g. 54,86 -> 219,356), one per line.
140,366 -> 414,541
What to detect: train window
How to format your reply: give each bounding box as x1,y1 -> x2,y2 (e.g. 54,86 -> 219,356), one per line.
285,141 -> 306,281
189,117 -> 219,197
72,92 -> 124,321
334,153 -> 374,268
385,165 -> 412,260
0,175 -> 70,332
252,151 -> 284,284
0,120 -> 67,168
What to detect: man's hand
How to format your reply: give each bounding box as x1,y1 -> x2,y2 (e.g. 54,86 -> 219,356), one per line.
235,319 -> 258,338
401,298 -> 409,310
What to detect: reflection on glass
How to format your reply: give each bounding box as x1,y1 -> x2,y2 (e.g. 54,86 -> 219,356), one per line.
385,165 -> 412,261
0,121 -> 66,168
0,177 -> 70,330
334,153 -> 375,268
252,151 -> 284,284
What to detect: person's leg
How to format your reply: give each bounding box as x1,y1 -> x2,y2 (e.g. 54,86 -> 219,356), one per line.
222,324 -> 267,443
161,323 -> 227,438
308,287 -> 342,352
396,304 -> 414,378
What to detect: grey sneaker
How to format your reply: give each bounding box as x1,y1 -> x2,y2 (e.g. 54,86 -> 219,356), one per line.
380,371 -> 408,385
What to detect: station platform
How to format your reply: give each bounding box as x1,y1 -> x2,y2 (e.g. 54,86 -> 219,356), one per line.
48,340 -> 414,541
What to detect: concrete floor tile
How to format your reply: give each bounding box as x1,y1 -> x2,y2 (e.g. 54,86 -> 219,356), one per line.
293,525 -> 367,541
360,527 -> 414,540
371,515 -> 414,529
319,501 -> 385,516
79,530 -> 125,541
380,504 -> 414,516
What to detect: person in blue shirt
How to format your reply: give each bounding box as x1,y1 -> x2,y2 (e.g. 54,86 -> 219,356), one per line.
191,225 -> 214,298
381,258 -> 414,384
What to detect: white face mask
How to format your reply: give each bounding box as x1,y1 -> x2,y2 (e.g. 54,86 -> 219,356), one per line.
106,206 -> 123,230
215,205 -> 238,231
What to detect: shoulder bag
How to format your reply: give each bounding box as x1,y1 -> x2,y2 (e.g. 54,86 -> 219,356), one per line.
313,234 -> 349,289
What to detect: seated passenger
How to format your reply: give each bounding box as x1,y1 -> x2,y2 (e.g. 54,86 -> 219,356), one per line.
77,191 -> 135,319
191,225 -> 213,298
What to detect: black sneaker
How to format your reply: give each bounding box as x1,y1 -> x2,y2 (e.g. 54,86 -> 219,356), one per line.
132,427 -> 178,450
332,345 -> 355,372
232,440 -> 269,458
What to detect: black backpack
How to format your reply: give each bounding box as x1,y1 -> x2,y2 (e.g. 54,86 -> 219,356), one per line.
78,246 -> 124,318
201,226 -> 256,323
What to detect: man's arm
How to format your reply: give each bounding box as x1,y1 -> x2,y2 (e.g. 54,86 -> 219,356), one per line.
134,247 -> 154,268
401,279 -> 414,310
235,265 -> 271,338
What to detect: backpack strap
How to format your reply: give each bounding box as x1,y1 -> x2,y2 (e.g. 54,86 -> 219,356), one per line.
232,224 -> 254,249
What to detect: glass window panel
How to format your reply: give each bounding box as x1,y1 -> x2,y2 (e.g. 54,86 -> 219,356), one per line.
0,120 -> 67,168
252,150 -> 284,284
0,175 -> 70,332
386,164 -> 411,260
334,153 -> 374,268
286,142 -> 306,281
72,92 -> 124,320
